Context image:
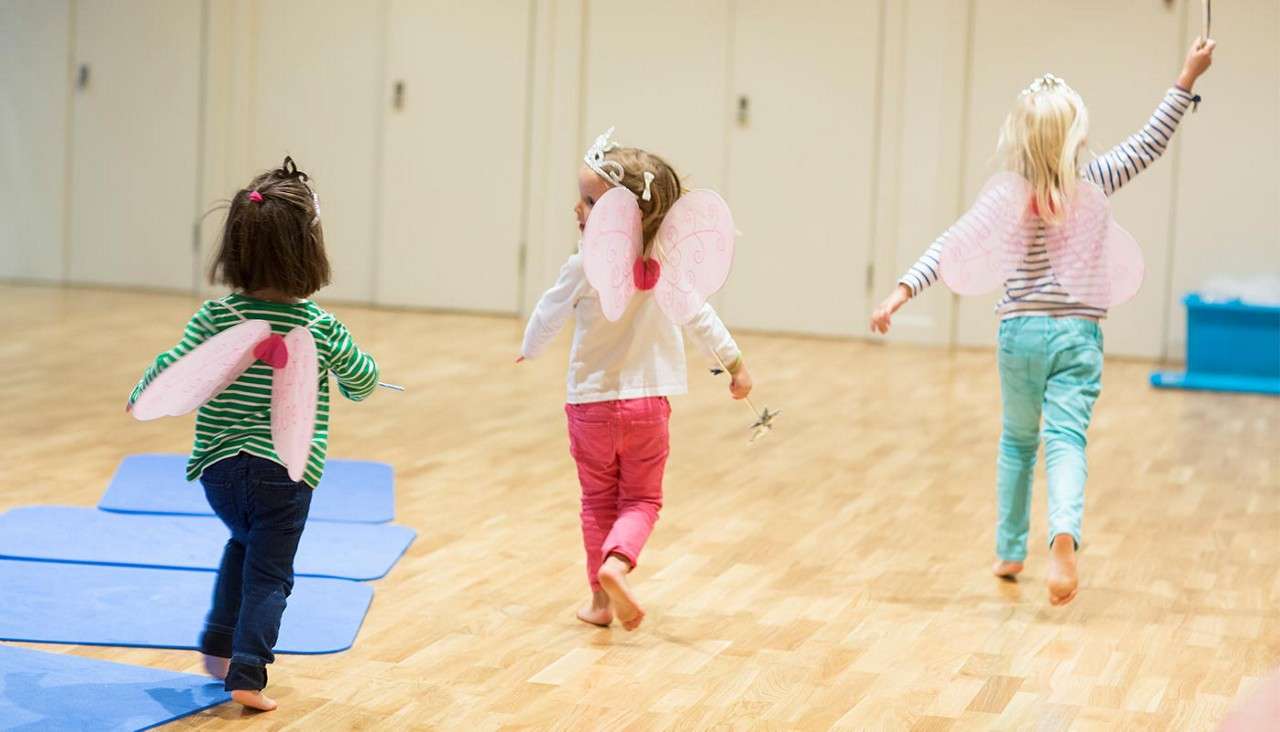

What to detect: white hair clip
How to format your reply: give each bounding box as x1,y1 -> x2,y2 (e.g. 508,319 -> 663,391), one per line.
641,171 -> 655,202
309,189 -> 321,227
1021,73 -> 1072,97
584,126 -> 627,187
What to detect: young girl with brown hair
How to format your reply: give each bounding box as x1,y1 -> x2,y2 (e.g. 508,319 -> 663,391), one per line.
129,157 -> 379,710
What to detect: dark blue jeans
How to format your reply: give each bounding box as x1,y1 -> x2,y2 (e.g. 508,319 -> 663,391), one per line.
198,453 -> 312,692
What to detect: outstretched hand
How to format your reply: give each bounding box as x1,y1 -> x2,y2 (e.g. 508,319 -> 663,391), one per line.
1178,37 -> 1216,91
870,284 -> 912,335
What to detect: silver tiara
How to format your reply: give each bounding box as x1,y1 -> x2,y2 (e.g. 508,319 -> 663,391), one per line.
1021,73 -> 1072,97
583,126 -> 656,201
585,127 -> 626,187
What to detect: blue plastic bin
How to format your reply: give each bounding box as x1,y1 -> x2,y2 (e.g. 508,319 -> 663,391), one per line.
1150,294 -> 1280,396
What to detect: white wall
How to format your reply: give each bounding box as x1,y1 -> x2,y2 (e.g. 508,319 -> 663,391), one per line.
3,0 -> 1275,361
0,0 -> 71,282
1166,0 -> 1280,360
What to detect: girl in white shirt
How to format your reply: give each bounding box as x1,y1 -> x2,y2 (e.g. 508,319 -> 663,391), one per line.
520,131 -> 752,630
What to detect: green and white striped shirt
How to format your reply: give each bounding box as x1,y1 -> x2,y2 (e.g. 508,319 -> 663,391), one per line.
130,294 -> 379,488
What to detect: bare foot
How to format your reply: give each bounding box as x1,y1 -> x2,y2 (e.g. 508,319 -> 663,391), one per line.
1046,534 -> 1079,606
231,689 -> 278,712
992,560 -> 1024,580
202,654 -> 229,680
576,589 -> 613,627
597,555 -> 645,631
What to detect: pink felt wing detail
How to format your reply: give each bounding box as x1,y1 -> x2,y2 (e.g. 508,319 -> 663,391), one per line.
581,186 -> 643,321
938,172 -> 1032,296
271,326 -> 319,482
653,189 -> 735,324
131,320 -> 270,421
1045,181 -> 1144,308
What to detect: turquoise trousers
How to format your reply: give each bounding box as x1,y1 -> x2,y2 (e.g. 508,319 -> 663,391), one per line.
996,317 -> 1103,561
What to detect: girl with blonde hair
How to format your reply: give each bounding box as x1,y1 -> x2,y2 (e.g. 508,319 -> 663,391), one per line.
870,38 -> 1215,606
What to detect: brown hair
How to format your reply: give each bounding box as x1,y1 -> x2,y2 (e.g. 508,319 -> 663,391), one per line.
208,156 -> 331,298
601,147 -> 682,256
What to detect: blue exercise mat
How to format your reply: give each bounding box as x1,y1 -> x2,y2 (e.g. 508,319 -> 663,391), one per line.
0,560 -> 373,654
99,454 -> 395,523
0,643 -> 229,731
0,507 -> 415,581
1150,370 -> 1280,396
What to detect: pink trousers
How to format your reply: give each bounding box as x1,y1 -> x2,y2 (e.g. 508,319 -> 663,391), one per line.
565,397 -> 670,592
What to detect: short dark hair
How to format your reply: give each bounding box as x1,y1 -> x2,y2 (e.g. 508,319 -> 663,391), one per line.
209,156 -> 331,298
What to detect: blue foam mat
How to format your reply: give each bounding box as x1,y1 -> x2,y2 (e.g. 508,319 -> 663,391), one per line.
0,507 -> 415,581
99,454 -> 395,523
0,560 -> 372,654
0,643 -> 229,731
1149,370 -> 1280,396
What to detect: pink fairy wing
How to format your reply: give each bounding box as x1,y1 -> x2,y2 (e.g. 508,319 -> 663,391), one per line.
653,189 -> 735,324
131,320 -> 270,421
939,172 -> 1032,296
271,326 -> 319,482
581,186 -> 642,321
1045,180 -> 1144,308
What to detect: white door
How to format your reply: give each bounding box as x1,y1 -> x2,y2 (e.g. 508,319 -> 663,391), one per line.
582,1 -> 731,192
721,0 -> 882,335
0,0 -> 70,282
955,0 -> 1184,358
1166,0 -> 1280,360
375,0 -> 532,313
245,0 -> 385,303
67,0 -> 202,291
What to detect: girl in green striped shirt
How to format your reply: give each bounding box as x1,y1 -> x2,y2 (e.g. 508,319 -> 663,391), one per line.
129,157 -> 378,711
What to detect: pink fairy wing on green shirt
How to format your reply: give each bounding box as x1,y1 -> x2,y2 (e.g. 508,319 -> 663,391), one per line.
131,320 -> 270,420
271,326 -> 320,482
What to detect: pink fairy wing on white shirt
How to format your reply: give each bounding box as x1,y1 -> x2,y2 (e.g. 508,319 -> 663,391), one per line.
131,320 -> 270,420
653,189 -> 735,325
270,326 -> 320,483
1045,180 -> 1144,308
581,186 -> 643,322
938,172 -> 1031,296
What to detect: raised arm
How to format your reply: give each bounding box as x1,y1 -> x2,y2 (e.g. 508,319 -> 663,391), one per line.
1085,38 -> 1214,196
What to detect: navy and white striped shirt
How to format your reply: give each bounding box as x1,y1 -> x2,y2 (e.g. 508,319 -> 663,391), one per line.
900,87 -> 1197,320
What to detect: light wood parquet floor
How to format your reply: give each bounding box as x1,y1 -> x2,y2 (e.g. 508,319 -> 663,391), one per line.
0,284 -> 1276,730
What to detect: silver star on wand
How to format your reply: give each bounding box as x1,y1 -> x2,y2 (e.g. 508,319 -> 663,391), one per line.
749,406 -> 782,442
709,353 -> 780,443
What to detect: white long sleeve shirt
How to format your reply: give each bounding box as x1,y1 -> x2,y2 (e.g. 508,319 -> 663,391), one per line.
522,248 -> 742,405
899,86 -> 1198,320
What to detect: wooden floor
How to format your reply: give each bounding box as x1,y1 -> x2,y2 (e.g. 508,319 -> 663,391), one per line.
0,284 -> 1277,730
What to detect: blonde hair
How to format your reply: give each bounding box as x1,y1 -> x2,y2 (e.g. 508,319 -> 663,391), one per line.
996,81 -> 1089,224
600,147 -> 682,256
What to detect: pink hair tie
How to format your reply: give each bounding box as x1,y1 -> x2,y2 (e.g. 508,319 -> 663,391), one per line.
248,191 -> 264,203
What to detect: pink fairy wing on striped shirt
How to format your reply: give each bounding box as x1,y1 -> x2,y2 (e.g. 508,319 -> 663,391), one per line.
1045,180 -> 1144,308
939,172 -> 1032,296
271,326 -> 320,482
131,320 -> 270,420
